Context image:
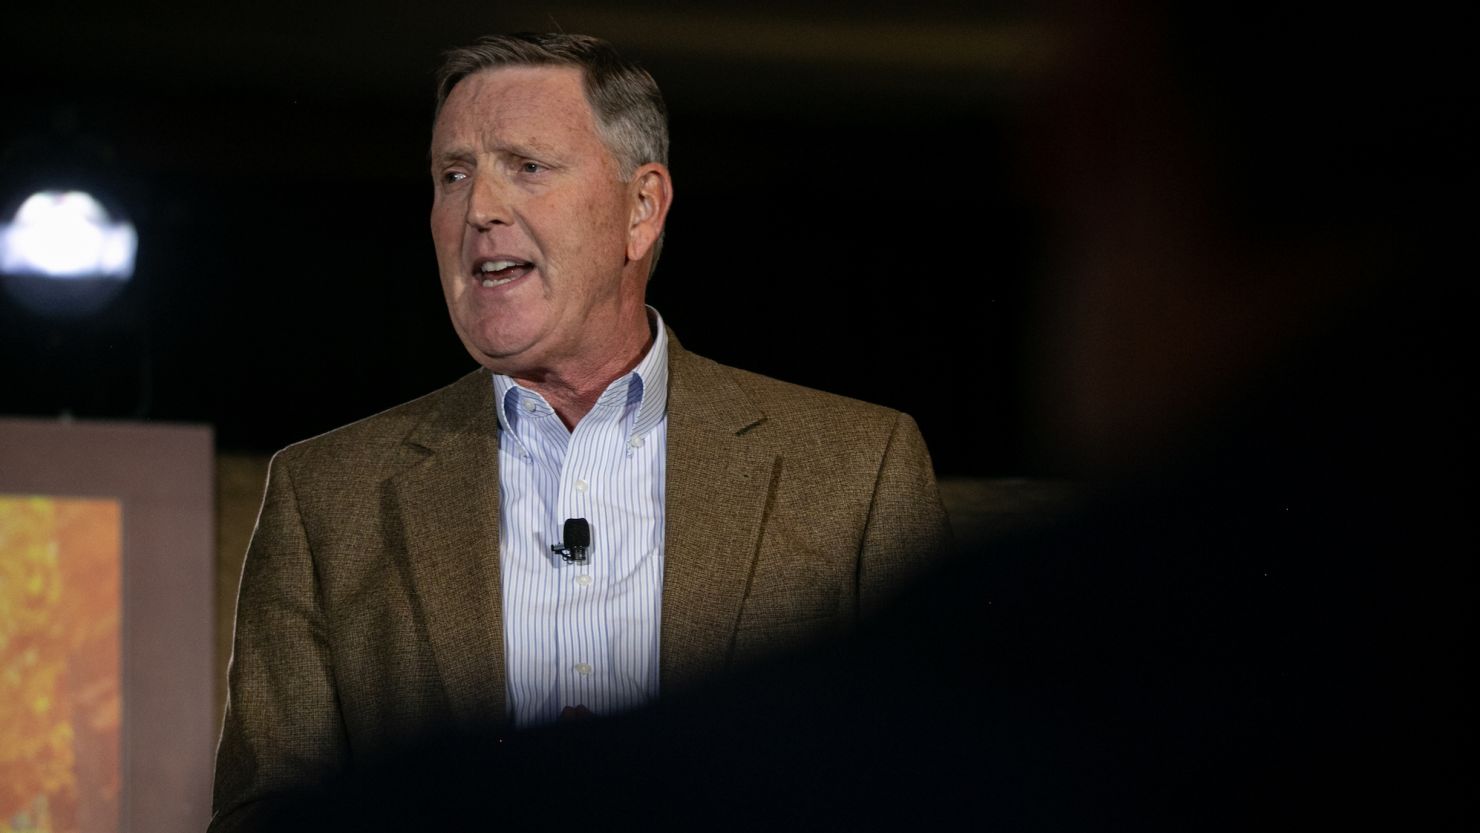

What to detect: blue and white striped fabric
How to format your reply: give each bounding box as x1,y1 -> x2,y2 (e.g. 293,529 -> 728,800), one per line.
492,315 -> 669,729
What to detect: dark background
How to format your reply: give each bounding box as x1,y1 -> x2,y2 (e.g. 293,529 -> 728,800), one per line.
0,2 -> 1055,476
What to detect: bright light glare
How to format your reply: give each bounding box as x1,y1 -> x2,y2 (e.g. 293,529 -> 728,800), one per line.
0,190 -> 137,279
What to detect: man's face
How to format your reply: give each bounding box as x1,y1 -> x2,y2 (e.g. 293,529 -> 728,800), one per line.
429,65 -> 644,378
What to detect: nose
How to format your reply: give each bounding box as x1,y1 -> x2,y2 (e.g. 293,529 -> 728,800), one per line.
466,173 -> 510,229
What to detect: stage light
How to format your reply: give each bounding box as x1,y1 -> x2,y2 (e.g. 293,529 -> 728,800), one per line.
0,189 -> 136,279
0,188 -> 138,319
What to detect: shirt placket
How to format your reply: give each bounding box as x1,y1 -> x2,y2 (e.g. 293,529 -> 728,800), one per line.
552,398 -> 598,712
498,388 -> 556,726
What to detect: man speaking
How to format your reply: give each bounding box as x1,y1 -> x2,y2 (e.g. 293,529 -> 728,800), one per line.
210,33 -> 950,829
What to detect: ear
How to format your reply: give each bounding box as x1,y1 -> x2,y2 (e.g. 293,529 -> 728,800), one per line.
626,163 -> 673,263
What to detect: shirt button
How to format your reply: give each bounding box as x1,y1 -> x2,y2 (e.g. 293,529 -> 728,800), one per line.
574,662 -> 593,676
576,574 -> 593,587
521,399 -> 536,413
628,436 -> 645,448
574,479 -> 588,492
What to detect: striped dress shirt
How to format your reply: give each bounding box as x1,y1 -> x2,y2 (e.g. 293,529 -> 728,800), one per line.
493,316 -> 669,729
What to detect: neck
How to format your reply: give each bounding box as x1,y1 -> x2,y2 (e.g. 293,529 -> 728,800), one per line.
514,312 -> 655,430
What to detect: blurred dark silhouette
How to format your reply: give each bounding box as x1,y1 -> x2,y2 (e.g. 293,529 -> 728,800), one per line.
225,4 -> 1473,830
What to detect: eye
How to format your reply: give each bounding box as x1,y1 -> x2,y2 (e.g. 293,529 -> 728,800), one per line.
442,170 -> 467,185
512,159 -> 553,179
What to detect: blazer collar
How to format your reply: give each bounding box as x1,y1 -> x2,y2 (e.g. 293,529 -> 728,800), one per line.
390,371 -> 508,727
661,332 -> 778,693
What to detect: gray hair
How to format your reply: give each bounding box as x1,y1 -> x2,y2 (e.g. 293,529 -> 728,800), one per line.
434,33 -> 669,179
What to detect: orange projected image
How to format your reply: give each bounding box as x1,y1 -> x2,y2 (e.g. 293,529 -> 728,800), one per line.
0,496 -> 121,833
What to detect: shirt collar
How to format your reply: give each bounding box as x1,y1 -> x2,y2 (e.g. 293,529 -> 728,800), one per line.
491,307 -> 669,437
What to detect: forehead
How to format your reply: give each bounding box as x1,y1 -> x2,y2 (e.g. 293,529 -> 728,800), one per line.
433,65 -> 599,149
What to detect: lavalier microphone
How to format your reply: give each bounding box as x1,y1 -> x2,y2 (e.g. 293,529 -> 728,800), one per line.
550,518 -> 590,563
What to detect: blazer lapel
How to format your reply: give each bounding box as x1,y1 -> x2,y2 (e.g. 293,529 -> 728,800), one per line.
661,337 -> 777,693
387,371 -> 508,726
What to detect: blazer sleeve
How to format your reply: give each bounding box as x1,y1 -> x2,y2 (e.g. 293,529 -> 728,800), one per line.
858,412 -> 953,615
209,451 -> 350,833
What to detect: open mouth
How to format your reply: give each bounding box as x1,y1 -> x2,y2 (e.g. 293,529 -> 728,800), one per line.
473,258 -> 533,288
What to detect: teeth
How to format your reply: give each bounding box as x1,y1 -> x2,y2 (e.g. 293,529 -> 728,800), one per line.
475,259 -> 528,288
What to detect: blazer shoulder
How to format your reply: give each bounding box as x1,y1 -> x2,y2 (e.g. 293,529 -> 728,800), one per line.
711,356 -> 904,432
671,345 -> 913,461
736,366 -> 895,414
274,369 -> 490,473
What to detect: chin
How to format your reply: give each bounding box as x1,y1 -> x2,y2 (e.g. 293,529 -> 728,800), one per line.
459,337 -> 535,375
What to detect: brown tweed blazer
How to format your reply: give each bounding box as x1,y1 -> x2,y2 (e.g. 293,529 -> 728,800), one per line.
210,333 -> 950,831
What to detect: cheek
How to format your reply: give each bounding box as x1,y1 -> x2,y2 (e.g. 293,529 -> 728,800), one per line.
430,225 -> 464,300
564,195 -> 628,260
431,221 -> 470,288
523,184 -> 628,277
430,194 -> 465,244
430,213 -> 458,252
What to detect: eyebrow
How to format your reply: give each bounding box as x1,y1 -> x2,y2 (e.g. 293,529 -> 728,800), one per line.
429,136 -> 563,165
429,146 -> 474,166
498,137 -> 562,162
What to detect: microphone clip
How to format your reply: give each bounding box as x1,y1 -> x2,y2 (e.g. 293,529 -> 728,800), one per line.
551,517 -> 591,564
